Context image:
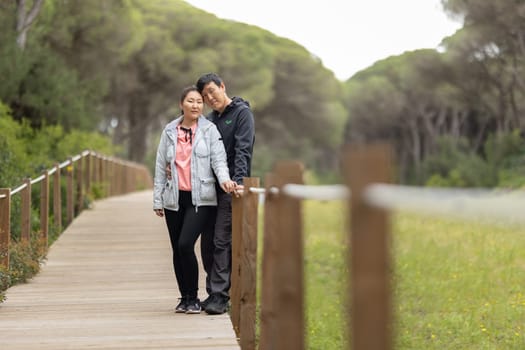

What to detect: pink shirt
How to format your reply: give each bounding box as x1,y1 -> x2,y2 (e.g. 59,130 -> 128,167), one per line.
175,124 -> 197,191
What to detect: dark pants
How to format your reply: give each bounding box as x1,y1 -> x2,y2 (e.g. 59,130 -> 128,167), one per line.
200,191 -> 232,299
164,191 -> 214,299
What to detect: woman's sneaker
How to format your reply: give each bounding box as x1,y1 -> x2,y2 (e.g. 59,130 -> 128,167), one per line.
185,298 -> 202,314
174,297 -> 188,313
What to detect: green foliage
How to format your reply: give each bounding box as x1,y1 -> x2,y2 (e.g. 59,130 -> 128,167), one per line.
422,132 -> 525,188
0,13 -> 104,130
0,104 -> 118,188
90,182 -> 108,200
0,104 -> 32,187
0,266 -> 9,302
0,104 -> 117,240
56,130 -> 122,160
422,136 -> 495,187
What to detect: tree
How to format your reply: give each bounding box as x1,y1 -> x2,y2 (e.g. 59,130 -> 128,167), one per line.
15,0 -> 45,50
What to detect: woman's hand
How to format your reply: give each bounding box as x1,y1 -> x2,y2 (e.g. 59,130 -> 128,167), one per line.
165,163 -> 172,180
220,180 -> 237,193
154,209 -> 164,217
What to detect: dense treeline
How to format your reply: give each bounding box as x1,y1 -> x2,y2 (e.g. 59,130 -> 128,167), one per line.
0,0 -> 344,185
1,0 -> 525,188
344,0 -> 525,186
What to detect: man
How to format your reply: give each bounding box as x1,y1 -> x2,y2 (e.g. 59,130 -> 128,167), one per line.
196,73 -> 255,315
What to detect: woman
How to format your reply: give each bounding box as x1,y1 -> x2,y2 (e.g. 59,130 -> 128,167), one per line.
153,86 -> 236,314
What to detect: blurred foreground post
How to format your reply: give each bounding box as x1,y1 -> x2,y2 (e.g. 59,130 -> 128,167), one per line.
343,143 -> 393,350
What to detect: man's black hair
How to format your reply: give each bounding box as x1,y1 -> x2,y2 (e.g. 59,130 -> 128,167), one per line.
196,73 -> 223,94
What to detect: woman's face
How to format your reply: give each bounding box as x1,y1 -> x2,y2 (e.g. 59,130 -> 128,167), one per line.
180,90 -> 203,120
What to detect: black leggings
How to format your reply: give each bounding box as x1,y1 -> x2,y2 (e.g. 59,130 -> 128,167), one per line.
164,191 -> 215,299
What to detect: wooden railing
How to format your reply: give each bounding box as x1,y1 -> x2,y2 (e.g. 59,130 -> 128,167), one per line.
0,150 -> 152,269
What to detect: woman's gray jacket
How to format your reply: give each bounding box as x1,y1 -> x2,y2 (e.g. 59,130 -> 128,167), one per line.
153,115 -> 231,211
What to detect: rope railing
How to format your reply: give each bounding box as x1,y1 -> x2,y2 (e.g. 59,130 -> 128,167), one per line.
10,183 -> 28,196
364,183 -> 525,226
282,184 -> 349,200
247,181 -> 525,227
31,172 -> 47,185
59,159 -> 71,169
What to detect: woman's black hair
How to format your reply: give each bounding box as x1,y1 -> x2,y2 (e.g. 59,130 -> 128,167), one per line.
179,85 -> 199,114
180,85 -> 199,104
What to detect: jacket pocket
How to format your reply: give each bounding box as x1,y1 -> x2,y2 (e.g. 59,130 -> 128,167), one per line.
161,181 -> 177,207
199,177 -> 216,201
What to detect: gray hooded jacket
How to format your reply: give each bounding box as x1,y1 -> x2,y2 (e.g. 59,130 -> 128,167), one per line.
153,115 -> 230,211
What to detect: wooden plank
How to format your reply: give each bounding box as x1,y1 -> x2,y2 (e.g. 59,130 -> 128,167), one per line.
239,177 -> 259,350
0,191 -> 240,349
343,143 -> 393,350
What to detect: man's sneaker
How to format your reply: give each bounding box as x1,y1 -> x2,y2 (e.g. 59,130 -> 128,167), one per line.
174,296 -> 188,313
185,298 -> 202,314
204,295 -> 229,315
200,295 -> 214,309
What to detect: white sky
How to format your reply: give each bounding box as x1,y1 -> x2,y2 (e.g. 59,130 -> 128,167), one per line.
183,0 -> 463,80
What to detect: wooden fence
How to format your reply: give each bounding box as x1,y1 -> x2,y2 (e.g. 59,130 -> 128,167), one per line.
229,144 -> 393,350
0,150 -> 152,269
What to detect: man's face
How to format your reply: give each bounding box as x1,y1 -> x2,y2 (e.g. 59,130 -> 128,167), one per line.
201,81 -> 227,112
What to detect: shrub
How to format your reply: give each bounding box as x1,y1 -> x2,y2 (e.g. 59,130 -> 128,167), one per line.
8,233 -> 47,286
0,266 -> 9,302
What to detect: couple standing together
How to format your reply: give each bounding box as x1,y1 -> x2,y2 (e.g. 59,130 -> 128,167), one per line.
152,73 -> 255,315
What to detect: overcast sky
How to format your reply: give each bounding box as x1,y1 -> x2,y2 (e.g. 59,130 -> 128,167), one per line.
183,0 -> 463,80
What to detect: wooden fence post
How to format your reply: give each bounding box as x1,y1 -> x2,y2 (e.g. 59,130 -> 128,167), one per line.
343,143 -> 393,350
76,155 -> 83,215
265,160 -> 305,350
21,178 -> 31,242
239,177 -> 259,350
66,159 -> 74,225
53,163 -> 62,232
0,189 -> 11,269
259,173 -> 277,350
85,152 -> 91,196
40,170 -> 49,244
231,186 -> 243,336
93,153 -> 99,185
102,157 -> 109,197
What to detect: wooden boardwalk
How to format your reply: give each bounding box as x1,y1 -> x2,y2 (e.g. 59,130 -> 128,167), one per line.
0,190 -> 240,349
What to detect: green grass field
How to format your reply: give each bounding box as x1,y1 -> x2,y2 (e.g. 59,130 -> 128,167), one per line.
299,200 -> 525,349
